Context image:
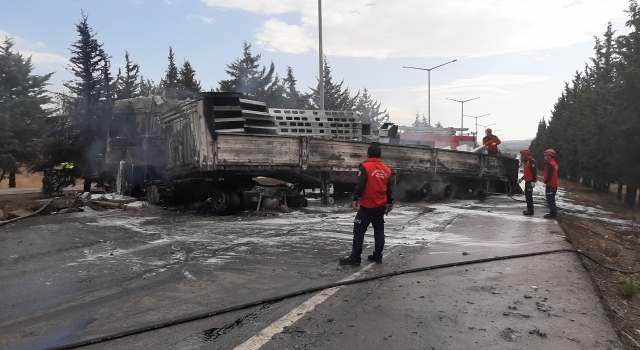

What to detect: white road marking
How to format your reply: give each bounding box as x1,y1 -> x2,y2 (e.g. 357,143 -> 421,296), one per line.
233,250 -> 393,350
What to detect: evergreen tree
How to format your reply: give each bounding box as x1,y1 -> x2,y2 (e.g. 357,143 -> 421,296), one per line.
310,57 -> 354,110
219,41 -> 285,106
115,51 -> 140,99
0,38 -> 53,185
139,76 -> 160,96
177,60 -> 201,94
355,87 -> 388,126
411,111 -> 422,127
614,0 -> 640,203
161,46 -> 179,91
41,13 -> 112,192
531,5 -> 640,204
282,66 -> 306,108
307,57 -> 359,110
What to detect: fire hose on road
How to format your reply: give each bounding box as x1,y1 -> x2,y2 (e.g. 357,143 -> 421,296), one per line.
47,248 -> 640,350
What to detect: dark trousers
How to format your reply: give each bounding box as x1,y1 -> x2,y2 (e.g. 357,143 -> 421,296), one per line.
525,181 -> 534,213
487,151 -> 498,156
546,186 -> 558,216
350,204 -> 387,262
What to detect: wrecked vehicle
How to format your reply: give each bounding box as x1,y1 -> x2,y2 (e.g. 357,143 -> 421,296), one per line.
106,92 -> 521,213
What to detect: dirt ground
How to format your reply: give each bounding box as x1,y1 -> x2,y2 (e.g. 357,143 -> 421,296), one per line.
558,179 -> 640,349
0,169 -> 43,190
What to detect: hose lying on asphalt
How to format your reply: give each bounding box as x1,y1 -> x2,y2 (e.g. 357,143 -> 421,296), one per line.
47,248 -> 638,350
0,198 -> 56,227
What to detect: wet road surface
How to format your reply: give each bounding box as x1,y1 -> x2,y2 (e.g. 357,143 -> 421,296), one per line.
0,195 -> 623,349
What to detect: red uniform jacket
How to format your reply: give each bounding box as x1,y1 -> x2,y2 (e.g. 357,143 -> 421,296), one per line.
354,158 -> 393,209
523,156 -> 537,182
482,135 -> 501,153
544,159 -> 559,188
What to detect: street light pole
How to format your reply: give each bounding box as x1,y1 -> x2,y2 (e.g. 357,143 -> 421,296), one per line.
464,114 -> 489,147
446,97 -> 480,135
402,59 -> 457,126
318,0 -> 324,111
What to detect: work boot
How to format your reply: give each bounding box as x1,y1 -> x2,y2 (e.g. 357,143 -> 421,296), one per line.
522,211 -> 534,216
339,256 -> 361,266
368,254 -> 382,263
543,214 -> 557,219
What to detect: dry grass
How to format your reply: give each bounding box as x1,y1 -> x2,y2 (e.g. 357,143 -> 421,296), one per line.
560,179 -> 639,221
617,275 -> 640,299
0,169 -> 43,189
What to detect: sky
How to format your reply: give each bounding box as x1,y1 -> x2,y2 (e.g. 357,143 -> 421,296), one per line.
1,0 -> 635,141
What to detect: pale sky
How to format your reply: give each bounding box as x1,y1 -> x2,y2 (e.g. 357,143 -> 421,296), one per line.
1,0 -> 633,140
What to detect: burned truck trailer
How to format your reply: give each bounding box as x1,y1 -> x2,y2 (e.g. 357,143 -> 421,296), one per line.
107,92 -> 521,213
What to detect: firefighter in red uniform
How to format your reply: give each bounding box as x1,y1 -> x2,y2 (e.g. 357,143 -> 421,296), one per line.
340,144 -> 395,265
517,148 -> 537,216
482,128 -> 501,156
543,149 -> 559,219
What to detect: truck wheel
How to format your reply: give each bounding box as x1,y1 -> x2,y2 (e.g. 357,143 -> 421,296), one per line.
441,183 -> 456,200
420,183 -> 432,201
464,183 -> 478,198
209,190 -> 229,214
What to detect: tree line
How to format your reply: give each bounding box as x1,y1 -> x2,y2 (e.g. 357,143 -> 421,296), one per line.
0,13 -> 391,191
530,0 -> 640,205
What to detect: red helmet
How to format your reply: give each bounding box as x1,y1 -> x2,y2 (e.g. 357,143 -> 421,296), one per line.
544,149 -> 556,157
520,148 -> 531,156
486,128 -> 492,134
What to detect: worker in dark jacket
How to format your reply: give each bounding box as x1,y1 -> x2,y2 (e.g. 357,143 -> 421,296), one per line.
340,144 -> 395,265
543,149 -> 559,219
518,148 -> 537,216
482,128 -> 501,156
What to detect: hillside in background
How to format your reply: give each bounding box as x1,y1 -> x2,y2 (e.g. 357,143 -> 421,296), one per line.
500,139 -> 532,153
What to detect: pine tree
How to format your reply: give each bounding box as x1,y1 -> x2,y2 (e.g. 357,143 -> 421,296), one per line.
115,51 -> 140,99
161,46 -> 179,92
219,41 -> 285,106
614,0 -> 640,203
307,57 -> 359,110
282,66 -> 306,108
44,13 -> 112,192
139,76 -> 160,96
177,60 -> 201,94
355,87 -> 388,126
0,38 -> 53,186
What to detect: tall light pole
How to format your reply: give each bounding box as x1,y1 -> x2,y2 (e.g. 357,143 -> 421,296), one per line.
318,0 -> 324,111
402,59 -> 457,126
446,97 -> 480,135
465,113 -> 489,147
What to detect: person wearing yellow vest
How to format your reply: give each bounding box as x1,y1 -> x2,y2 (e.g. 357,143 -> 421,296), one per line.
340,145 -> 395,265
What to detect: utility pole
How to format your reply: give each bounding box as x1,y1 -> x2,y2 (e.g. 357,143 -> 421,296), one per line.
402,59 -> 457,126
446,97 -> 480,135
465,114 -> 489,147
318,0 -> 324,111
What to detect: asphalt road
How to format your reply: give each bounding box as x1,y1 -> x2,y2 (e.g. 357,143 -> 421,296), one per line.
0,196 -> 623,350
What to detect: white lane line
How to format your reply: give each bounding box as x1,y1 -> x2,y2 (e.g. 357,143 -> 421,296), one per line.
233,250 -> 393,350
